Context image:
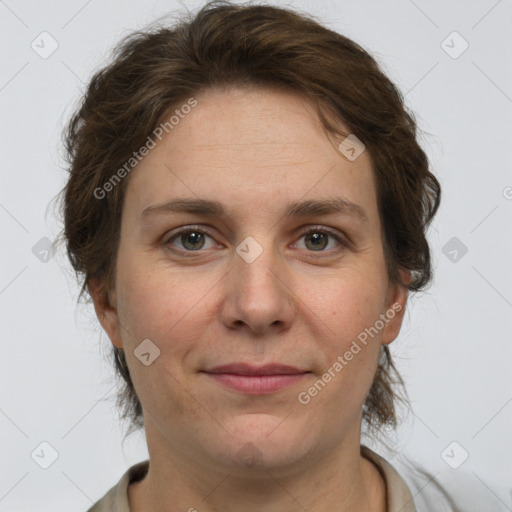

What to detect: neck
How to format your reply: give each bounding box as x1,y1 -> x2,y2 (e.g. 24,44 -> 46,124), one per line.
129,421 -> 386,512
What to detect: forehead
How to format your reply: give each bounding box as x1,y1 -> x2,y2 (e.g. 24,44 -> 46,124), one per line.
125,86 -> 379,224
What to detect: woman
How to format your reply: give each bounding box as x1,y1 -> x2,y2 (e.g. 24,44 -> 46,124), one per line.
59,1 -> 458,510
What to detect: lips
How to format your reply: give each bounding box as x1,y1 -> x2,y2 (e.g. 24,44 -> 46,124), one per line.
203,363 -> 309,376
201,363 -> 311,394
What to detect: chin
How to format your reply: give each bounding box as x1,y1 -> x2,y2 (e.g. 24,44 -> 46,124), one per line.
217,418 -> 308,462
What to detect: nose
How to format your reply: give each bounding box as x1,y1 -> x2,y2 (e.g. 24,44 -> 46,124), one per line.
219,239 -> 297,336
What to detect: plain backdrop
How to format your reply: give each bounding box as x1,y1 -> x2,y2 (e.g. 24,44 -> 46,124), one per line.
1,0 -> 511,510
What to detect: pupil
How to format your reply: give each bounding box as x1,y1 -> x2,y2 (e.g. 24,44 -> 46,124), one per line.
183,232 -> 204,250
307,232 -> 327,251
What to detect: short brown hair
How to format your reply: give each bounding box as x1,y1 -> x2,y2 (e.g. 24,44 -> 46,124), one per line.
58,0 -> 440,439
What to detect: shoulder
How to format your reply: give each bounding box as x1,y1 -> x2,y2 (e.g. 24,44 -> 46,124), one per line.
86,460 -> 149,512
368,447 -> 510,512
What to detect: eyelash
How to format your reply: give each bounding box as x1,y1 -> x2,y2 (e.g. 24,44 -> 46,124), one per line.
163,225 -> 349,256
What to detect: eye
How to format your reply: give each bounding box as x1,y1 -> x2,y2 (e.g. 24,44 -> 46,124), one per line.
294,227 -> 346,252
163,225 -> 348,256
164,226 -> 218,253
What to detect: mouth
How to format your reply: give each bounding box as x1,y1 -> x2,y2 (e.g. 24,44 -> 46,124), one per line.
201,363 -> 311,394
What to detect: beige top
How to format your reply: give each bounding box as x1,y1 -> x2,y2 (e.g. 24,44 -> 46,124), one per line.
86,446 -> 422,511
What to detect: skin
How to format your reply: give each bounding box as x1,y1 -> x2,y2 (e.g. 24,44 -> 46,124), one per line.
90,86 -> 410,512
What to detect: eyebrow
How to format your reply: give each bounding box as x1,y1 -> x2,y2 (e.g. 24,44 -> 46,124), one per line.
141,197 -> 369,223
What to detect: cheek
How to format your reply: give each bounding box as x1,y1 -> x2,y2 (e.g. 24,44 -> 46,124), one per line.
303,270 -> 386,344
298,270 -> 386,402
114,263 -> 211,415
115,256 -> 217,351
117,271 -> 174,340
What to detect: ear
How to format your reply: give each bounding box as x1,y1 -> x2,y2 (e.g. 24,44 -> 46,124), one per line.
381,268 -> 410,345
89,277 -> 123,349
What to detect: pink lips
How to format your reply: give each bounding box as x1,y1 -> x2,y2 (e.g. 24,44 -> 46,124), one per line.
202,363 -> 310,394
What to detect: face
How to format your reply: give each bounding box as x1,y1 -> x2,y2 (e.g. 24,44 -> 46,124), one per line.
92,86 -> 408,475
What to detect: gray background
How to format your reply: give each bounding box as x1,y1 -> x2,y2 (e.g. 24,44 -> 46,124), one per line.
1,0 -> 511,510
